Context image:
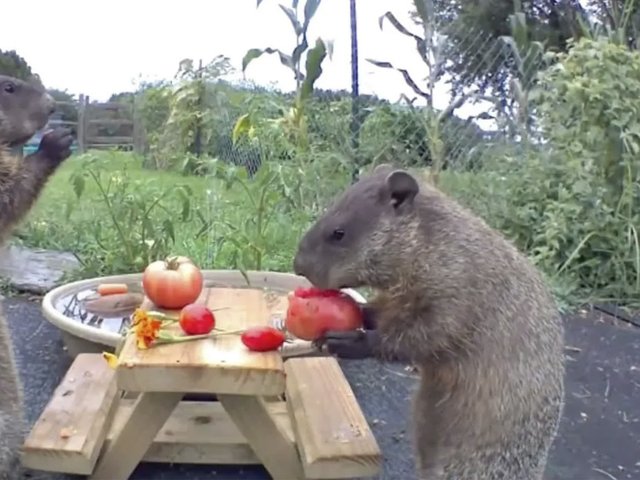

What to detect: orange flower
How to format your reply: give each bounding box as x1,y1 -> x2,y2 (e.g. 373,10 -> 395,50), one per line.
131,309 -> 162,349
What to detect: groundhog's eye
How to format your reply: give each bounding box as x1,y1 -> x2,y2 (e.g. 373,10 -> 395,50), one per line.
331,228 -> 345,241
2,82 -> 15,93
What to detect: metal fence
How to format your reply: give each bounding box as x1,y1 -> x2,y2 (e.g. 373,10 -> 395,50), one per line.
118,10 -> 548,185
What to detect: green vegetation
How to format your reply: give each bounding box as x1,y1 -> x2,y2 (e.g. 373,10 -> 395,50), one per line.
9,0 -> 640,312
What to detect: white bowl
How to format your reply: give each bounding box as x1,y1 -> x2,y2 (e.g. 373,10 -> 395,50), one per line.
41,269 -> 367,357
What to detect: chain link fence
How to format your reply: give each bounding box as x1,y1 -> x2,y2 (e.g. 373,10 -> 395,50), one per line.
131,14 -> 548,188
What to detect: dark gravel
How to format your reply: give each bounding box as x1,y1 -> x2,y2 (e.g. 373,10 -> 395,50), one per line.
4,297 -> 639,480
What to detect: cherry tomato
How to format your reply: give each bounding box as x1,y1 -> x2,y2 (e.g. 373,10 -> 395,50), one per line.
241,326 -> 286,352
179,303 -> 215,335
285,287 -> 363,341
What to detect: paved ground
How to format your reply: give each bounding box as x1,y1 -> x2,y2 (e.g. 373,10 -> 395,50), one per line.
4,297 -> 639,480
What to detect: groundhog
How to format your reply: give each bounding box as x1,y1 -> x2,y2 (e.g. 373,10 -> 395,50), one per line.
0,74 -> 73,479
293,163 -> 566,480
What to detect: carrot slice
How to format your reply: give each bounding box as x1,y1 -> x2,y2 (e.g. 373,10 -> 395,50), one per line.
97,283 -> 129,296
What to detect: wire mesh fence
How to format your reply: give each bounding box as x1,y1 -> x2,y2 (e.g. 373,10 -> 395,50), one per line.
127,12 -> 550,190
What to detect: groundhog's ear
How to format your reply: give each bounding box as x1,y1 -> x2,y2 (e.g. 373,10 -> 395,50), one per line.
373,163 -> 394,174
385,170 -> 419,210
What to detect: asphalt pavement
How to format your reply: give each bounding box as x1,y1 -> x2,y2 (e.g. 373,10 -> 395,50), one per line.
4,297 -> 639,480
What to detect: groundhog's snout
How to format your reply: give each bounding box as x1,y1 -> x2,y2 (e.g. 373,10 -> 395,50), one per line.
45,93 -> 56,116
293,251 -> 307,278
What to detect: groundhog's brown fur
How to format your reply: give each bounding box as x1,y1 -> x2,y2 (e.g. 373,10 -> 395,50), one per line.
0,74 -> 73,479
293,163 -> 565,479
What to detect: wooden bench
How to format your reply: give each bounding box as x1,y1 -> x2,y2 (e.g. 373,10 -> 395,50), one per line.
21,353 -> 119,475
21,285 -> 382,479
284,356 -> 382,479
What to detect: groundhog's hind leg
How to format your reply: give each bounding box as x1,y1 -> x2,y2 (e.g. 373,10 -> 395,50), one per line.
0,299 -> 25,480
438,400 -> 563,480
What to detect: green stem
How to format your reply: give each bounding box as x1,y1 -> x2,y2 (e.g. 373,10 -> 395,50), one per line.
155,328 -> 245,345
88,169 -> 135,264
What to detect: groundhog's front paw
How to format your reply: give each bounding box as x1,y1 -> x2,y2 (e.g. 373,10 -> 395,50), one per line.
37,128 -> 73,166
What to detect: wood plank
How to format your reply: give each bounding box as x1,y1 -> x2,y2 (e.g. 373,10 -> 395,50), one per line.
86,136 -> 134,145
89,392 -> 183,480
116,287 -> 286,396
88,118 -> 134,126
103,400 -> 293,465
21,354 -> 119,475
284,357 -> 382,479
219,395 -> 305,480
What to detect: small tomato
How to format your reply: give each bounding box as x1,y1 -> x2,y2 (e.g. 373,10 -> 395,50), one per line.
285,287 -> 363,341
241,326 -> 286,352
142,255 -> 203,310
179,303 -> 215,335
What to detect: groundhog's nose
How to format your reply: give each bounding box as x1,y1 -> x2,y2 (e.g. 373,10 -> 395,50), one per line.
293,253 -> 306,277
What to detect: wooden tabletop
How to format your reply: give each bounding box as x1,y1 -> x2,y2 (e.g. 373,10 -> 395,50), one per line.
114,286 -> 289,396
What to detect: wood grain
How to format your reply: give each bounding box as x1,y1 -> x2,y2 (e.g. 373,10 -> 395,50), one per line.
284,357 -> 382,479
104,400 -> 294,465
89,392 -> 183,480
21,354 -> 119,475
116,287 -> 287,395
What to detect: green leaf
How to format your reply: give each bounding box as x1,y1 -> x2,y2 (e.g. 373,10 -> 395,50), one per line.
299,38 -> 327,103
279,5 -> 303,36
162,218 -> 176,244
302,0 -> 321,30
232,113 -> 252,145
241,47 -> 294,73
412,0 -> 432,25
379,12 -> 427,63
291,36 -> 309,72
366,58 -> 430,100
70,172 -> 85,199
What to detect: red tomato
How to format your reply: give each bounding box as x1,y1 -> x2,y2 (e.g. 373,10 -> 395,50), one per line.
179,303 -> 215,335
285,288 -> 363,341
142,255 -> 203,310
292,287 -> 343,298
241,326 -> 286,352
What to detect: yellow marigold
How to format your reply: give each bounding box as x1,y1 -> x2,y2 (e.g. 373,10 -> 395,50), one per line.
131,308 -> 148,326
131,309 -> 162,349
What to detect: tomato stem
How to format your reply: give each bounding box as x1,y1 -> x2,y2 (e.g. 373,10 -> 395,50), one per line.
164,256 -> 180,270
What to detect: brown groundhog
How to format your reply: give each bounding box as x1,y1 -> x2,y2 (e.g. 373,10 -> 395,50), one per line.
293,163 -> 565,479
0,74 -> 73,479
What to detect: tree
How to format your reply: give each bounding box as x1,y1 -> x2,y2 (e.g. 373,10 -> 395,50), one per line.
48,89 -> 78,124
0,49 -> 34,80
410,0 -> 590,96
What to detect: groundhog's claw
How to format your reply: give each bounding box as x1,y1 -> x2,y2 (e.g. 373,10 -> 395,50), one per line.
315,329 -> 381,359
37,127 -> 73,166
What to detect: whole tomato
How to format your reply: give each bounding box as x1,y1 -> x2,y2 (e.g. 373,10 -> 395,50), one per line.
142,255 -> 203,310
241,326 -> 286,352
285,287 -> 363,341
179,303 -> 215,335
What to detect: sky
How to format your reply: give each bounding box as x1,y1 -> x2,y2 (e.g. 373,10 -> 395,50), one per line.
1,0 -> 465,113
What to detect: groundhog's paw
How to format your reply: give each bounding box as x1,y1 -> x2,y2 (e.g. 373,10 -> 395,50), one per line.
37,127 -> 73,166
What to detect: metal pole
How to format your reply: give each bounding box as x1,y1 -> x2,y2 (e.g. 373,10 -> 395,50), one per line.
349,0 -> 361,183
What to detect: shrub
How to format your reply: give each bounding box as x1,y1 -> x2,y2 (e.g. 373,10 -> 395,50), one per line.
445,37 -> 640,308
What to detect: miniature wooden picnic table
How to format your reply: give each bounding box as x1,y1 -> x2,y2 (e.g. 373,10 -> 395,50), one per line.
22,280 -> 382,480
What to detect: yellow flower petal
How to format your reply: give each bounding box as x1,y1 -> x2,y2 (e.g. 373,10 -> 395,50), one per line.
102,352 -> 119,369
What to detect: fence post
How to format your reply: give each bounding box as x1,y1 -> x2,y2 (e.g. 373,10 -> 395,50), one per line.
77,94 -> 87,153
349,0 -> 361,183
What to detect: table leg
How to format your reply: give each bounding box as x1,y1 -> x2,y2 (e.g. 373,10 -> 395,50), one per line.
89,392 -> 183,480
218,394 -> 306,480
